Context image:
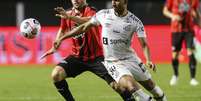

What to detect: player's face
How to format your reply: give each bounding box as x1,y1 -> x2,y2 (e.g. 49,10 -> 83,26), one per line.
112,0 -> 126,12
71,0 -> 85,9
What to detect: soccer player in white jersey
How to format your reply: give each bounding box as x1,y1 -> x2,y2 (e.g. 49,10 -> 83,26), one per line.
48,0 -> 167,100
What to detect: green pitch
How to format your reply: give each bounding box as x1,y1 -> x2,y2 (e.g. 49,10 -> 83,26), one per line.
0,64 -> 201,101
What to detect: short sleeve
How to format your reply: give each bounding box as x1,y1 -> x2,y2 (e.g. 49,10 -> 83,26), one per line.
133,17 -> 146,37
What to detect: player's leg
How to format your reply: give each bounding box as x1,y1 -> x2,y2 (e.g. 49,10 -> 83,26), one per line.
104,61 -> 152,101
126,60 -> 166,101
139,79 -> 167,101
51,55 -> 86,101
185,32 -> 199,86
88,57 -> 135,101
170,32 -> 183,85
119,75 -> 152,101
110,82 -> 135,101
52,66 -> 74,101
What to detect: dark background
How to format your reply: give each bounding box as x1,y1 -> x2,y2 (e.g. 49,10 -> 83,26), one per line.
0,0 -> 197,26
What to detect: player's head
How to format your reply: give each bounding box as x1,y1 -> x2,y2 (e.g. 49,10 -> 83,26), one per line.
71,0 -> 87,9
112,0 -> 128,13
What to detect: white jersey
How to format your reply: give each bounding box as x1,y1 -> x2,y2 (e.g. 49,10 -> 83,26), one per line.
90,9 -> 146,62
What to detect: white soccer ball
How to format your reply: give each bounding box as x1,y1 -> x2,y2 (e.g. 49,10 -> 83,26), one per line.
20,18 -> 41,39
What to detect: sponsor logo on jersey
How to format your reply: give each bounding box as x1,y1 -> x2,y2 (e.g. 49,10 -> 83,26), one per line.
110,39 -> 129,45
103,37 -> 129,45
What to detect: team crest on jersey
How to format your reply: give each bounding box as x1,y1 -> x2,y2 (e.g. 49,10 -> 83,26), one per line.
123,25 -> 132,31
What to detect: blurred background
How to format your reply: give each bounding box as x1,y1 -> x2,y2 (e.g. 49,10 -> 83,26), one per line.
1,0 -> 168,26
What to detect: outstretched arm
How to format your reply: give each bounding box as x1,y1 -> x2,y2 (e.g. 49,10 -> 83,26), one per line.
138,37 -> 156,72
40,21 -> 94,59
40,27 -> 65,59
54,21 -> 94,48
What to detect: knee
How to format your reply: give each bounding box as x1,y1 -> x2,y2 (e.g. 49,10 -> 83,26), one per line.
119,75 -> 139,92
51,66 -> 66,82
109,81 -> 125,93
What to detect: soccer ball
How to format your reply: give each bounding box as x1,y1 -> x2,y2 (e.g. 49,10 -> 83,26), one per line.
20,18 -> 41,39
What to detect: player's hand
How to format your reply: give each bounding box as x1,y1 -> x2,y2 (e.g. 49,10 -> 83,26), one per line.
40,47 -> 56,60
40,39 -> 62,60
171,14 -> 182,21
146,61 -> 156,72
54,7 -> 70,19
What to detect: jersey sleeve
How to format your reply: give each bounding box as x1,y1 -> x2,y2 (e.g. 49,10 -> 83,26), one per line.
85,6 -> 97,17
165,0 -> 173,10
192,0 -> 199,10
90,10 -> 104,25
133,17 -> 146,37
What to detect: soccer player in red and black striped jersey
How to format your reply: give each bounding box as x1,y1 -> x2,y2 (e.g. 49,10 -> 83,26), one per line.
163,0 -> 201,86
41,0 -> 132,101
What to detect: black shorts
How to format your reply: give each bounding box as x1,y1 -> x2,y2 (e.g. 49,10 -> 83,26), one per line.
172,32 -> 195,52
57,55 -> 114,84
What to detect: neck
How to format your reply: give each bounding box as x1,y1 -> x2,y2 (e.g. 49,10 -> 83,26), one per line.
74,3 -> 87,12
115,8 -> 128,17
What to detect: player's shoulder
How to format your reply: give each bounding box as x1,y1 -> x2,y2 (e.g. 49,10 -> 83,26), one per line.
85,5 -> 98,12
127,11 -> 142,23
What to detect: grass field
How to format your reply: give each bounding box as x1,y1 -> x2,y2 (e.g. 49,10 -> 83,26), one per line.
0,64 -> 201,101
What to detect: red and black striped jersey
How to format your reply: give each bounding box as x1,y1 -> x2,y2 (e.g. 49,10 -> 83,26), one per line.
60,6 -> 103,61
165,0 -> 199,32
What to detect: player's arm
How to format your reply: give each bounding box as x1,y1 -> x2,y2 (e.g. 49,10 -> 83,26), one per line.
40,27 -> 66,59
138,37 -> 156,72
55,7 -> 91,24
163,4 -> 181,21
135,17 -> 156,71
40,21 -> 94,59
54,21 -> 94,49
